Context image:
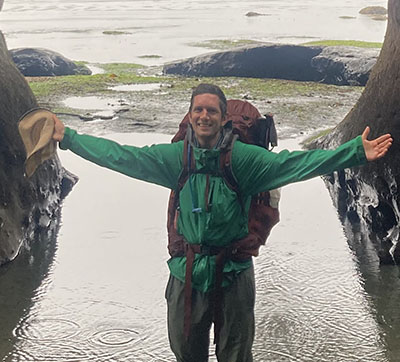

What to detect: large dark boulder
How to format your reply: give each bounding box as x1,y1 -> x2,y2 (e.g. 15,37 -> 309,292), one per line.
0,32 -> 77,266
164,44 -> 324,81
311,46 -> 380,86
308,0 -> 400,265
10,47 -> 91,77
163,44 -> 379,86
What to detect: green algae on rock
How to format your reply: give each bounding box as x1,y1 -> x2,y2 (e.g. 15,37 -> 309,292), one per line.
188,39 -> 266,50
303,40 -> 382,48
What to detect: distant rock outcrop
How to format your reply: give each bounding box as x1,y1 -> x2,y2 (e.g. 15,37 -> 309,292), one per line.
359,6 -> 388,15
359,6 -> 388,21
10,48 -> 91,77
245,12 -> 268,17
0,33 -> 77,266
163,44 -> 380,86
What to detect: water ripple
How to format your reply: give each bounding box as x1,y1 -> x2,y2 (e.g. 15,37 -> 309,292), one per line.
14,317 -> 81,341
90,328 -> 140,347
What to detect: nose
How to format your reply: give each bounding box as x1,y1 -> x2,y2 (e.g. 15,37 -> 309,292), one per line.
199,109 -> 209,119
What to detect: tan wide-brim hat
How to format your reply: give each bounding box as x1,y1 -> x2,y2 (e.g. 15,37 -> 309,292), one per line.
18,108 -> 57,177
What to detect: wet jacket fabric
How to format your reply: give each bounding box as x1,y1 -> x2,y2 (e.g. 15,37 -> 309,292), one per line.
60,127 -> 367,292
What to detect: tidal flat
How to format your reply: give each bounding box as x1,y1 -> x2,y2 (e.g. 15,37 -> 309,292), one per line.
27,61 -> 364,140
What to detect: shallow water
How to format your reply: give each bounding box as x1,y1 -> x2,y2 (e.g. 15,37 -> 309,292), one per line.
0,0 -> 387,65
1,133 -> 398,361
109,83 -> 163,92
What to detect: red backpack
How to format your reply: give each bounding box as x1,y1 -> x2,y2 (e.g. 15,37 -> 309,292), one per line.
167,99 -> 280,260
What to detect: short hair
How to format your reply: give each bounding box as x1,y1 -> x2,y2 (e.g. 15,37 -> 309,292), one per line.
189,83 -> 227,117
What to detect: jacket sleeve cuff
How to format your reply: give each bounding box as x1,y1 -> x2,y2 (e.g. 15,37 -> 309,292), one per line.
355,135 -> 368,165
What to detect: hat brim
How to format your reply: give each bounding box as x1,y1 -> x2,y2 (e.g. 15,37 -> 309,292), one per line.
18,108 -> 57,177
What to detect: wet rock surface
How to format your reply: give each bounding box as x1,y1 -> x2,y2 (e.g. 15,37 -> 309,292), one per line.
309,127 -> 399,265
163,44 -> 379,86
164,44 -> 324,82
308,0 -> 400,265
10,48 -> 92,77
0,33 -> 77,266
311,46 -> 380,86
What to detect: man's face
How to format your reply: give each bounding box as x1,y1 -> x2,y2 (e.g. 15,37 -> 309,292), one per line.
189,93 -> 227,149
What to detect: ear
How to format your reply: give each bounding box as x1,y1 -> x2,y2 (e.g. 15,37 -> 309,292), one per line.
221,115 -> 228,126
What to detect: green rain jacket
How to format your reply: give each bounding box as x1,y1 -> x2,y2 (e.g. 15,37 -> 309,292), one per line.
60,127 -> 367,292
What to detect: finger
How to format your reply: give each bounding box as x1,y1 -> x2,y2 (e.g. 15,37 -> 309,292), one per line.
375,140 -> 392,157
375,133 -> 392,144
377,138 -> 393,150
362,126 -> 370,141
377,147 -> 390,158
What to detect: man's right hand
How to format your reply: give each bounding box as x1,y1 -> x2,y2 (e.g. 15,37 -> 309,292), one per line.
52,114 -> 65,142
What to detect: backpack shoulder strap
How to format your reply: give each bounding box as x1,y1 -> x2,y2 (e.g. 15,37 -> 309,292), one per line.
219,135 -> 245,208
176,136 -> 195,192
220,148 -> 238,193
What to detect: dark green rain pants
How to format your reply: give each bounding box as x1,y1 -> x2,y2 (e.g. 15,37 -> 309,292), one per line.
165,265 -> 255,362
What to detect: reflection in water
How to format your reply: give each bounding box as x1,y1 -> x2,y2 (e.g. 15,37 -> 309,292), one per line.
252,161 -> 387,362
0,134 -> 396,361
0,213 -> 59,360
344,220 -> 400,362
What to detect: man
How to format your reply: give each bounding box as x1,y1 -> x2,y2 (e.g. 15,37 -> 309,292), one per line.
52,84 -> 392,362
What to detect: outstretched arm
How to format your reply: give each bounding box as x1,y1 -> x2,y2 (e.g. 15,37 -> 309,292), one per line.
362,126 -> 392,161
234,127 -> 394,195
50,114 -> 182,189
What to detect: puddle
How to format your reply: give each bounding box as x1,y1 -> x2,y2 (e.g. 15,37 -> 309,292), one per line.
109,83 -> 162,92
63,96 -> 118,110
63,96 -> 128,120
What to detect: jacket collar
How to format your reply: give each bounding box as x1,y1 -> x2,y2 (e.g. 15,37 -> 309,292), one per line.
187,121 -> 236,150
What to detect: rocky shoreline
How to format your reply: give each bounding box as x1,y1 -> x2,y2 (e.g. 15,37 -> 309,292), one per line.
13,44 -> 380,87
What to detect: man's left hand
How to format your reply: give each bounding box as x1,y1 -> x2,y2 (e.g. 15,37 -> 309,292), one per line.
362,126 -> 393,161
